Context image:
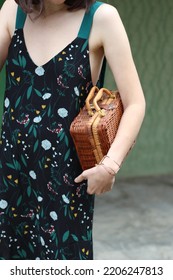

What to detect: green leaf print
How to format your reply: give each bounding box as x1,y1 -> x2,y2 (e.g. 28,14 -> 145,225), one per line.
12,59 -> 20,66
28,124 -> 33,134
55,250 -> 59,259
22,56 -> 27,68
34,89 -> 42,97
62,254 -> 67,260
38,160 -> 42,169
63,61 -> 75,78
87,230 -> 92,240
27,86 -> 32,100
40,208 -> 44,218
19,55 -> 26,68
64,205 -> 67,217
24,121 -> 30,128
3,177 -> 8,188
15,96 -> 22,109
27,186 -> 32,197
64,148 -> 70,162
48,105 -> 52,117
18,249 -> 27,258
51,232 -> 57,241
51,232 -> 59,247
33,127 -> 37,138
13,159 -> 21,171
82,235 -> 88,241
18,55 -> 22,67
62,230 -> 70,243
6,162 -> 15,170
59,131 -> 65,141
12,255 -> 21,259
17,195 -> 22,207
28,242 -> 35,253
21,154 -> 27,167
33,139 -> 39,153
71,234 -> 79,242
65,135 -> 69,147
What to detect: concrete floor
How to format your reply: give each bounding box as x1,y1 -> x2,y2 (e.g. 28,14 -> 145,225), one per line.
93,174 -> 173,260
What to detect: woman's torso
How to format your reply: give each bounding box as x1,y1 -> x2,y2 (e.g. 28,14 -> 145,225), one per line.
8,2 -> 104,85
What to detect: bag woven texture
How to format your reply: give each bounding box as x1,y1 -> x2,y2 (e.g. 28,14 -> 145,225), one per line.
70,86 -> 123,170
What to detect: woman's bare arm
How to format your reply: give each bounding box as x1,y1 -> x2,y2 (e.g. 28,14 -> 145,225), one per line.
97,4 -> 146,166
75,4 -> 146,194
0,0 -> 17,71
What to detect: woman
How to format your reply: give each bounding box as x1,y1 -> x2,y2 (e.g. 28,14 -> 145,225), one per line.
0,0 -> 145,259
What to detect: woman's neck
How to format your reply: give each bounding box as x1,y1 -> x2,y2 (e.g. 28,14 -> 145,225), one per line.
42,2 -> 67,17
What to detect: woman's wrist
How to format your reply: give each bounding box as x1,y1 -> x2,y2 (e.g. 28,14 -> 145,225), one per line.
98,155 -> 121,175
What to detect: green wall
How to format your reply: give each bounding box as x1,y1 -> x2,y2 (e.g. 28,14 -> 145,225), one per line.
0,0 -> 3,7
103,0 -> 173,177
0,0 -> 173,178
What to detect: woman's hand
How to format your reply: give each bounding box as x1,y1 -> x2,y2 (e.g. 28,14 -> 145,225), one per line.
74,165 -> 115,195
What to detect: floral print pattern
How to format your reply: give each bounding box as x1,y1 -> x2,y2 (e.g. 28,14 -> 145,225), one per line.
0,16 -> 94,259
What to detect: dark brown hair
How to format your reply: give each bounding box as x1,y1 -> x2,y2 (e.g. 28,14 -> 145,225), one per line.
15,0 -> 95,13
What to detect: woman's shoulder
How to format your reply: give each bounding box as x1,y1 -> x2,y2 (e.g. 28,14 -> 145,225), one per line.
93,2 -> 123,32
92,2 -> 124,39
1,0 -> 18,36
94,2 -> 119,22
1,0 -> 17,12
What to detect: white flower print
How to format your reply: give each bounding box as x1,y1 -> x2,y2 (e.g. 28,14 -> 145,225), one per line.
41,139 -> 51,150
40,236 -> 45,246
35,66 -> 45,76
37,196 -> 43,202
57,108 -> 68,118
0,199 -> 8,209
4,98 -> 10,108
29,170 -> 37,180
62,194 -> 70,204
74,87 -> 79,96
50,211 -> 58,221
42,93 -> 51,100
33,116 -> 42,123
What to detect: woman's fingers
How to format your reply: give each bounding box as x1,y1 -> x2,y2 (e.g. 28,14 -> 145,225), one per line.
74,172 -> 87,183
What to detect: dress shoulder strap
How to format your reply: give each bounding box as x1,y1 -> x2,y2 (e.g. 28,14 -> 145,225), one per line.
78,1 -> 106,88
78,1 -> 104,39
15,2 -> 103,34
15,6 -> 27,29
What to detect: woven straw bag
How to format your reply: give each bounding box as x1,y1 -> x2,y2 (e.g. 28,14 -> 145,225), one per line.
70,86 -> 124,170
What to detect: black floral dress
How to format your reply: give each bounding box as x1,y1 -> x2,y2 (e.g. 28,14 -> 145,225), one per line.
0,2 -> 103,260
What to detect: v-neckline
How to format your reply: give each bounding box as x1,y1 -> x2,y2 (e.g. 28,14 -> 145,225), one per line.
19,8 -> 87,68
20,29 -> 83,68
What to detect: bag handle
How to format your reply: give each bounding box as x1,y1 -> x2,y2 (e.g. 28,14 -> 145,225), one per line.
93,88 -> 115,117
85,86 -> 99,116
